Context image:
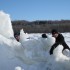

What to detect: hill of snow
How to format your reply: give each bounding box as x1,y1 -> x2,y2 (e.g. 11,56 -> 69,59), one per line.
0,11 -> 70,70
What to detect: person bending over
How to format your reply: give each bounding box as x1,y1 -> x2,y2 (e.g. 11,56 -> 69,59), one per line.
49,29 -> 70,55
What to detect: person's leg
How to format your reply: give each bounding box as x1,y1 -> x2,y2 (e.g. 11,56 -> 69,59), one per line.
49,43 -> 59,55
62,42 -> 70,53
62,47 -> 65,53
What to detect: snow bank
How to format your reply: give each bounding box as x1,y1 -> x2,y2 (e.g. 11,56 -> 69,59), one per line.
0,11 -> 14,38
0,11 -> 70,70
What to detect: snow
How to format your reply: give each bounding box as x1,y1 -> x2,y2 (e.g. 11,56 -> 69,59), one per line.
0,11 -> 14,38
0,11 -> 70,70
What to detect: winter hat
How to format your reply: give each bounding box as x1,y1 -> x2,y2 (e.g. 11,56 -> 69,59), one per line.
51,29 -> 58,35
42,33 -> 47,38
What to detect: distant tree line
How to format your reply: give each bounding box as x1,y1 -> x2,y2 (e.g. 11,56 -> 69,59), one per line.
11,20 -> 70,35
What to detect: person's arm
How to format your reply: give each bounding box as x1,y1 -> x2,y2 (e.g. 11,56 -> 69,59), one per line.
49,42 -> 59,55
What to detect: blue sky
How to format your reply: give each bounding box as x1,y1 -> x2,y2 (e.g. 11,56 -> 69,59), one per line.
0,0 -> 70,21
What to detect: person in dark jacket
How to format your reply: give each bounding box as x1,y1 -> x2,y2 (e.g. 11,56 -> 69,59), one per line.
49,29 -> 70,55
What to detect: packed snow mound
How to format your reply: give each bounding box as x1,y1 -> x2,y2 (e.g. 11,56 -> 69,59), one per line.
20,29 -> 55,51
18,30 -> 56,64
0,11 -> 14,38
20,29 -> 29,42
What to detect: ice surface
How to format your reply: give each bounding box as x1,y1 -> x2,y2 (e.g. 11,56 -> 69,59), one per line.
0,11 -> 70,70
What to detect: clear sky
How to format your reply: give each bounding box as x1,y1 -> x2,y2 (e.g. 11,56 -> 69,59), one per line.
0,0 -> 70,21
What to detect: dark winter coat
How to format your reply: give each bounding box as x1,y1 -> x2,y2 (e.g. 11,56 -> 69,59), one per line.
55,34 -> 64,44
